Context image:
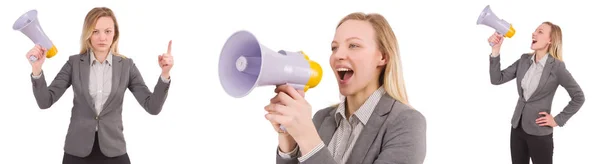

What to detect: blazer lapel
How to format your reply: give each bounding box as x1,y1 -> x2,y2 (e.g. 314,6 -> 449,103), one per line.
319,109 -> 337,146
79,53 -> 96,111
347,93 -> 395,164
516,55 -> 532,99
100,55 -> 123,115
529,57 -> 555,101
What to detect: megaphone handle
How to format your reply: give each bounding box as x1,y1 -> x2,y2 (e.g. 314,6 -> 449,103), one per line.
29,55 -> 38,62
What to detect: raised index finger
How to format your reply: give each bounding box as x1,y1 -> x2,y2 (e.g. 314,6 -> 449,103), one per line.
167,40 -> 172,55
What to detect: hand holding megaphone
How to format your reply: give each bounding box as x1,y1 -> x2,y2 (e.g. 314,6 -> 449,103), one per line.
488,32 -> 504,54
265,85 -> 315,140
26,45 -> 46,75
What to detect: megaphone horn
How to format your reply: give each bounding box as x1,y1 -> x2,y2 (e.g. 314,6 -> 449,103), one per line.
476,5 -> 516,46
218,30 -> 324,131
13,9 -> 58,62
218,30 -> 323,99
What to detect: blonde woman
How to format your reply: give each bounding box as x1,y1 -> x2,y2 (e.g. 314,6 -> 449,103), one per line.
488,22 -> 585,164
265,12 -> 427,164
25,7 -> 173,164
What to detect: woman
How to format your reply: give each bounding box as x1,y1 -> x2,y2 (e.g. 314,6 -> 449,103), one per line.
265,12 -> 427,164
488,22 -> 585,164
26,7 -> 174,164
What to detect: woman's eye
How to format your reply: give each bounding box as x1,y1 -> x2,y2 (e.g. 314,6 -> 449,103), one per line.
331,46 -> 337,51
349,44 -> 358,48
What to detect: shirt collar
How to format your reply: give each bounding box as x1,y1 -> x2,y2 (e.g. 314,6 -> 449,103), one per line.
530,53 -> 549,67
90,51 -> 113,66
334,86 -> 386,126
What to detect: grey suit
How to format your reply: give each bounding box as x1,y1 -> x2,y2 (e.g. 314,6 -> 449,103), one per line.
276,93 -> 427,164
490,53 -> 585,136
30,52 -> 171,157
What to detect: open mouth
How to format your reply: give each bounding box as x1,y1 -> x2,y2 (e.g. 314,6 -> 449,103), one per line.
532,39 -> 537,44
336,68 -> 354,82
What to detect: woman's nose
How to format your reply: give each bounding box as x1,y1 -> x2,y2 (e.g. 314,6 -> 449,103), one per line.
332,50 -> 347,60
98,34 -> 107,41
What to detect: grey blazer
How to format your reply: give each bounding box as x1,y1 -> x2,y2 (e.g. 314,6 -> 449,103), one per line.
276,93 -> 427,164
30,52 -> 170,157
490,53 -> 585,136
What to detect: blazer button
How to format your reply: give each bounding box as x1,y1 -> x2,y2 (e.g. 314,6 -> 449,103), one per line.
95,116 -> 99,120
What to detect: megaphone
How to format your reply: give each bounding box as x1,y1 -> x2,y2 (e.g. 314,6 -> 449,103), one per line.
13,9 -> 58,62
219,30 -> 323,131
218,30 -> 323,99
477,5 -> 516,46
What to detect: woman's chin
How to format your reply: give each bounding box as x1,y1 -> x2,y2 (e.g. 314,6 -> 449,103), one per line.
338,88 -> 354,97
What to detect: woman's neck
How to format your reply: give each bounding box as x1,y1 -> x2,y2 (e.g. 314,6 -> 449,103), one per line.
93,50 -> 109,63
534,49 -> 548,63
345,84 -> 380,118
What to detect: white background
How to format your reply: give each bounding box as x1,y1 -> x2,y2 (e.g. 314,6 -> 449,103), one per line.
0,0 -> 598,163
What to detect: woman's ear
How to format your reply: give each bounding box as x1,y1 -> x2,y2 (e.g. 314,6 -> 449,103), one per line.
378,51 -> 387,66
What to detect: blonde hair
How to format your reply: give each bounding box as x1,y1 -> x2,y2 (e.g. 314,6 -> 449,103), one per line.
331,12 -> 410,106
544,22 -> 563,61
530,22 -> 563,61
79,7 -> 125,58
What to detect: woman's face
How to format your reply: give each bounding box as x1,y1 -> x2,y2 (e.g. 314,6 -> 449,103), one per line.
530,23 -> 552,51
330,20 -> 386,96
90,16 -> 115,53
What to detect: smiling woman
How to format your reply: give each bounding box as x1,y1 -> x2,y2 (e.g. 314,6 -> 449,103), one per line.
264,12 -> 426,164
24,7 -> 174,164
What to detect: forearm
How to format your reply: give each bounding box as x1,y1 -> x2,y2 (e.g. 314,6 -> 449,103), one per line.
554,62 -> 585,127
296,142 -> 337,164
142,76 -> 171,115
554,88 -> 585,126
32,66 -> 42,77
294,129 -> 336,164
31,72 -> 53,109
489,54 -> 503,84
279,134 -> 297,153
489,54 -> 519,85
276,146 -> 300,164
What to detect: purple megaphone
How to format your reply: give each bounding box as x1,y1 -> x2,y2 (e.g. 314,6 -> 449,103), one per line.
13,9 -> 58,62
477,5 -> 516,46
218,30 -> 324,131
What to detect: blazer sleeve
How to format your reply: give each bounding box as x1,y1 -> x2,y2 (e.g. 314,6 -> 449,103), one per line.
489,54 -> 520,85
127,60 -> 171,115
31,59 -> 73,109
275,108 -> 333,164
372,109 -> 427,164
553,62 -> 585,127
